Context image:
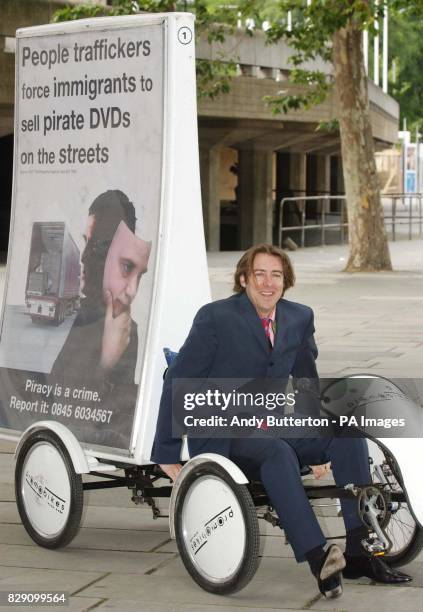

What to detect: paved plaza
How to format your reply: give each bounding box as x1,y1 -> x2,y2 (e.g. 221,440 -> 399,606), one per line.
0,239 -> 422,611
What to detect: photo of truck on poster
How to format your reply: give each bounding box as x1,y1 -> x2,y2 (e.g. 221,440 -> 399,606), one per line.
26,222 -> 81,325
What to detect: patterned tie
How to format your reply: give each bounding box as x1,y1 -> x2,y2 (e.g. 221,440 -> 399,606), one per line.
259,317 -> 273,431
260,317 -> 273,349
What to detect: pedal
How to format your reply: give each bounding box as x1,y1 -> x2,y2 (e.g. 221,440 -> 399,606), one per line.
361,535 -> 387,555
344,484 -> 393,554
357,486 -> 392,554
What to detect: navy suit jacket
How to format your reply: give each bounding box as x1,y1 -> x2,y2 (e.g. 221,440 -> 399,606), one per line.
151,291 -> 318,464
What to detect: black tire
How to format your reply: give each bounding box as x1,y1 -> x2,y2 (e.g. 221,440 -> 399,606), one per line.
370,444 -> 423,567
15,430 -> 83,549
174,461 -> 260,595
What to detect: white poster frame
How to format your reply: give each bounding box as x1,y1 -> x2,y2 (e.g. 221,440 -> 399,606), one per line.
0,13 -> 211,467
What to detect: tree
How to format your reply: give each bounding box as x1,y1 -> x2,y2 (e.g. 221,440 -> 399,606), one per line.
331,4 -> 392,271
389,10 -> 423,135
223,0 -> 392,271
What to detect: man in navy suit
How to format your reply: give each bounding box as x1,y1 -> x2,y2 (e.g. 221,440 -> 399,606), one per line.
151,244 -> 411,595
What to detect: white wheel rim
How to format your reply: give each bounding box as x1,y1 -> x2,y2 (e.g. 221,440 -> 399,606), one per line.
181,475 -> 246,582
385,505 -> 416,556
20,442 -> 72,539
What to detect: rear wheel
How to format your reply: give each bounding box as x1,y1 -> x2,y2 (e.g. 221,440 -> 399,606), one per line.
15,430 -> 83,548
174,461 -> 260,594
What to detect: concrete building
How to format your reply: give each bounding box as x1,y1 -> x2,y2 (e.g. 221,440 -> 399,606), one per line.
196,30 -> 399,251
0,0 -> 399,253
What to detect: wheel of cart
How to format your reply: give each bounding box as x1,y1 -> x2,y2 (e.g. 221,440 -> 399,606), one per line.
14,428 -> 84,548
170,454 -> 260,595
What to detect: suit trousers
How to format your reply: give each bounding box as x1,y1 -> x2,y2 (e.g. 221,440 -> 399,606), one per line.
229,434 -> 371,562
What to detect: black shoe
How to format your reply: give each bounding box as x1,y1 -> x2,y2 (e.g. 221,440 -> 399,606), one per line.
317,544 -> 346,598
343,554 -> 412,583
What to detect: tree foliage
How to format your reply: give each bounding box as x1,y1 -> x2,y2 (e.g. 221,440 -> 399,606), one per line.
388,9 -> 423,135
52,0 -> 238,99
219,1 -> 422,123
221,1 -> 383,115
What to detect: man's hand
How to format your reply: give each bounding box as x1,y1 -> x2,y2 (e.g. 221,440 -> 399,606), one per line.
100,290 -> 131,370
310,462 -> 331,479
160,463 -> 182,482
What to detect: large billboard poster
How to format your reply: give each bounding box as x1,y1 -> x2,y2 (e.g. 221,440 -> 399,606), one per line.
0,19 -> 164,450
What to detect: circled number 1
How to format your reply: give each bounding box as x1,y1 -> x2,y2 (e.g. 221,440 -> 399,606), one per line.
178,26 -> 193,45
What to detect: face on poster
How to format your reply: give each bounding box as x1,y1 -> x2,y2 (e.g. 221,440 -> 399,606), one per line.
0,22 -> 164,450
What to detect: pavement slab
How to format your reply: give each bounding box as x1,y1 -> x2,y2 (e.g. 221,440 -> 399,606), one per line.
0,501 -> 20,524
0,441 -> 15,454
92,602 -> 303,612
0,483 -> 14,502
311,583 -> 423,611
0,565 -> 105,597
0,543 -> 173,574
80,572 -> 320,609
0,567 -> 105,612
0,524 -> 171,553
80,504 -> 170,532
58,598 -> 108,612
0,596 -> 104,612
